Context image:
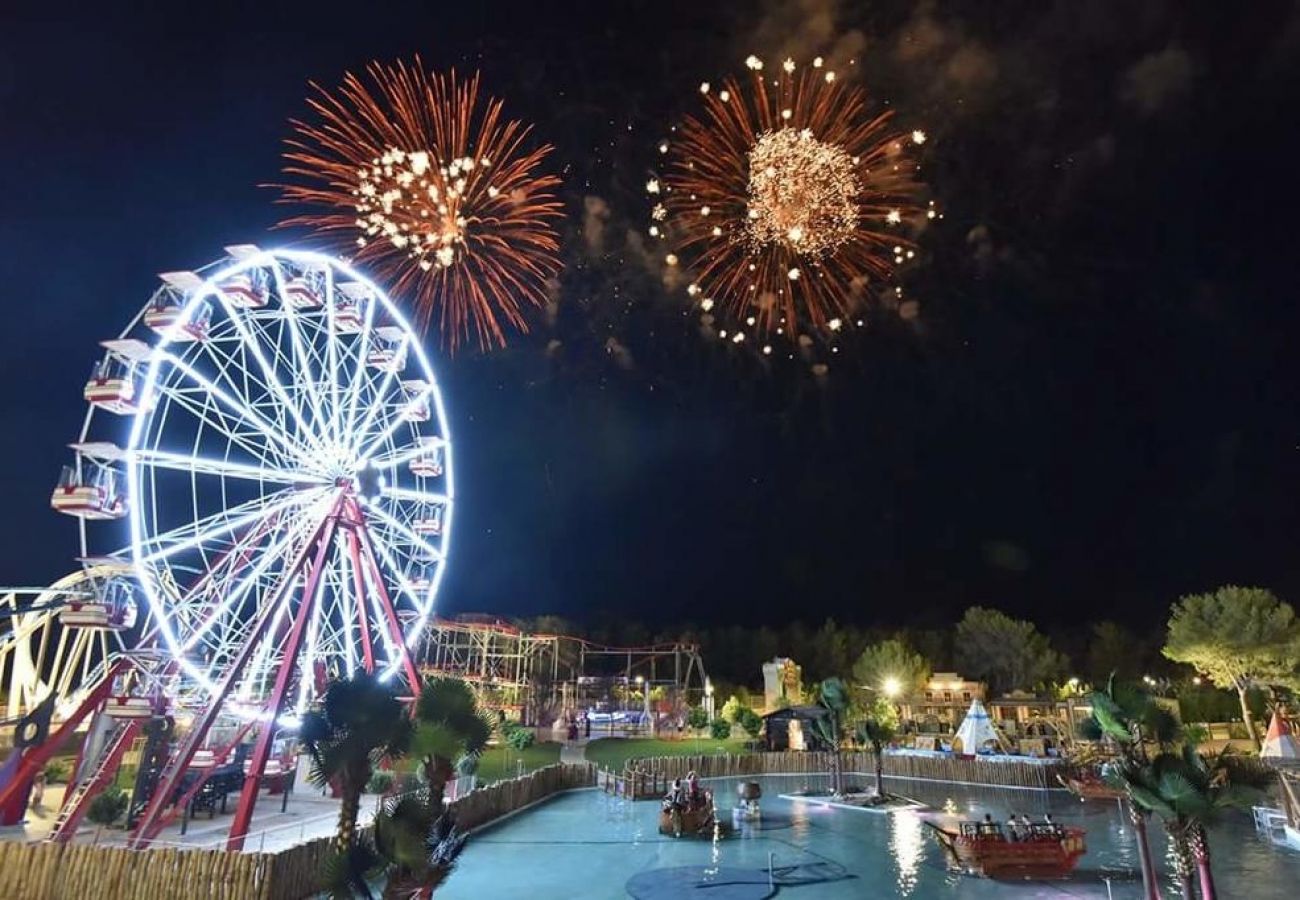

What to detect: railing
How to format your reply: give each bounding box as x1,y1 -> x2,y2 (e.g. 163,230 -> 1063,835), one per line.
0,763 -> 596,900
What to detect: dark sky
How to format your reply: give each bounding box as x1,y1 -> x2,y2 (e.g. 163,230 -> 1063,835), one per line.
2,0 -> 1298,633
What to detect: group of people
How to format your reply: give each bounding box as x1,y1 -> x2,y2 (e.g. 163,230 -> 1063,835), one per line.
978,812 -> 1062,840
663,770 -> 707,812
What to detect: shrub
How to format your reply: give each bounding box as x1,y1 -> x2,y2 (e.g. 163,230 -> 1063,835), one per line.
710,718 -> 733,740
720,695 -> 743,723
43,760 -> 70,784
506,727 -> 536,751
87,786 -> 129,827
686,706 -> 709,731
736,707 -> 763,740
366,770 -> 395,794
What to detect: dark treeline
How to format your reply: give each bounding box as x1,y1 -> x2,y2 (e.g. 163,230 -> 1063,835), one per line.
515,613 -> 1171,695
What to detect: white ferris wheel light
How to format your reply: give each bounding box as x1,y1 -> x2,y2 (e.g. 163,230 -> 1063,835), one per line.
70,246 -> 457,713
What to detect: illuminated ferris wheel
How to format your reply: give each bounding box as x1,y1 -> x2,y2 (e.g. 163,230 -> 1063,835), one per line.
54,246 -> 453,714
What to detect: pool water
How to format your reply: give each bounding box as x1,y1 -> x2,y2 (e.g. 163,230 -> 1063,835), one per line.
438,773 -> 1300,899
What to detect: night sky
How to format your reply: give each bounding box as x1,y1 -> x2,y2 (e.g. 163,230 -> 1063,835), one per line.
2,1 -> 1298,633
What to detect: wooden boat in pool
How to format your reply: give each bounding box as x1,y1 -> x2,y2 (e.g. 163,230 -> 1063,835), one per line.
1059,771 -> 1124,801
926,820 -> 1087,878
659,793 -> 730,838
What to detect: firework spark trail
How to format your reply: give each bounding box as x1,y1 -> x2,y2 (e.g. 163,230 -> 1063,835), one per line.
652,56 -> 932,357
273,59 -> 563,353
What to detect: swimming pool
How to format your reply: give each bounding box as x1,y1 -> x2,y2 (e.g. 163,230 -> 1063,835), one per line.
438,773 -> 1300,898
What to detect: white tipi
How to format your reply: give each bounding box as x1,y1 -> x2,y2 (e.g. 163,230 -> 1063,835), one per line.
1261,712 -> 1300,762
953,699 -> 1003,753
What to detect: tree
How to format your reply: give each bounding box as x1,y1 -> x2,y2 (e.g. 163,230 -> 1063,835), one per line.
852,638 -> 930,701
1162,586 -> 1299,748
810,678 -> 851,795
373,802 -> 468,898
1086,621 -> 1150,684
87,785 -> 129,842
736,707 -> 764,741
719,695 -> 744,723
1115,744 -> 1273,900
686,706 -> 709,731
410,677 -> 493,818
296,675 -> 414,899
300,674 -> 413,861
954,607 -> 1066,695
855,700 -> 897,802
710,717 -> 733,740
1092,676 -> 1183,900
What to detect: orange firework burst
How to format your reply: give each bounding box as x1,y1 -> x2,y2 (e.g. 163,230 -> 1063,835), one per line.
275,59 -> 563,352
650,55 -> 932,355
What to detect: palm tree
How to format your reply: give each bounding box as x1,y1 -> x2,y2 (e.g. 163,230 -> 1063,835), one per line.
373,799 -> 468,899
854,716 -> 895,802
1091,675 -> 1181,900
1119,744 -> 1273,900
409,677 -> 492,817
299,674 -> 413,874
810,677 -> 850,795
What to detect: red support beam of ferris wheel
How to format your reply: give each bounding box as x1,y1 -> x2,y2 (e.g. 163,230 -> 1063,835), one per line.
128,496 -> 345,849
226,511 -> 339,851
348,498 -> 422,694
344,524 -> 376,673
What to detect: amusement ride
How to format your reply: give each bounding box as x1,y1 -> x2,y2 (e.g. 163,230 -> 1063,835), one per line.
0,245 -> 454,849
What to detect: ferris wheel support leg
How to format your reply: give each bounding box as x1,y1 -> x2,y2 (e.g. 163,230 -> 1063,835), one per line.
0,659 -> 127,823
344,526 -> 376,673
128,498 -> 346,849
227,516 -> 337,852
351,505 -> 422,695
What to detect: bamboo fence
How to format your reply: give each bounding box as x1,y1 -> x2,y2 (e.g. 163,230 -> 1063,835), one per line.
0,763 -> 596,900
607,750 -> 1064,794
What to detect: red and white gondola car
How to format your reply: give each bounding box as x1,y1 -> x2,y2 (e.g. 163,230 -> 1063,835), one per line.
409,436 -> 445,478
50,467 -> 126,520
367,326 -> 408,372
400,381 -> 432,422
283,274 -> 324,309
144,297 -> 211,342
219,273 -> 267,309
412,506 -> 444,536
83,360 -> 139,414
334,283 -> 370,333
105,696 -> 156,719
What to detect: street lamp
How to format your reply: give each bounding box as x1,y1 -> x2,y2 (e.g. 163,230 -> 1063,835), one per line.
636,675 -> 652,736
704,679 -> 715,718
882,677 -> 902,700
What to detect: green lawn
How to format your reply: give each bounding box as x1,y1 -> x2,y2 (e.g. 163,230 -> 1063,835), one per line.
473,741 -> 562,785
584,736 -> 751,771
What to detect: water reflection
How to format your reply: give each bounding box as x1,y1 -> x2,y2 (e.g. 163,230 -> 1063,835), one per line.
890,811 -> 924,895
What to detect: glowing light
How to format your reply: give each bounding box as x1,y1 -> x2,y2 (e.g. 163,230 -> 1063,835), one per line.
883,676 -> 902,698
745,55 -> 763,70
274,60 -> 562,353
911,130 -> 927,145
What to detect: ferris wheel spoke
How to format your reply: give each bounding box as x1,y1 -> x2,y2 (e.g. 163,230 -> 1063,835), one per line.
266,259 -> 332,449
363,502 -> 445,564
131,448 -> 328,487
321,265 -> 345,450
134,485 -> 327,566
177,513 -> 317,654
145,380 -> 298,471
154,351 -> 320,467
343,290 -> 380,440
377,486 -> 450,507
209,290 -> 325,459
353,382 -> 436,464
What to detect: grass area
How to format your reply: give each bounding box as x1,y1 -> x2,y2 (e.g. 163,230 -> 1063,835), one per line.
473,741 -> 562,785
584,736 -> 751,771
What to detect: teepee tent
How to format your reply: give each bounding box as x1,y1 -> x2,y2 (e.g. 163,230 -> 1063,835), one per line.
1261,712 -> 1300,762
953,699 -> 1003,753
